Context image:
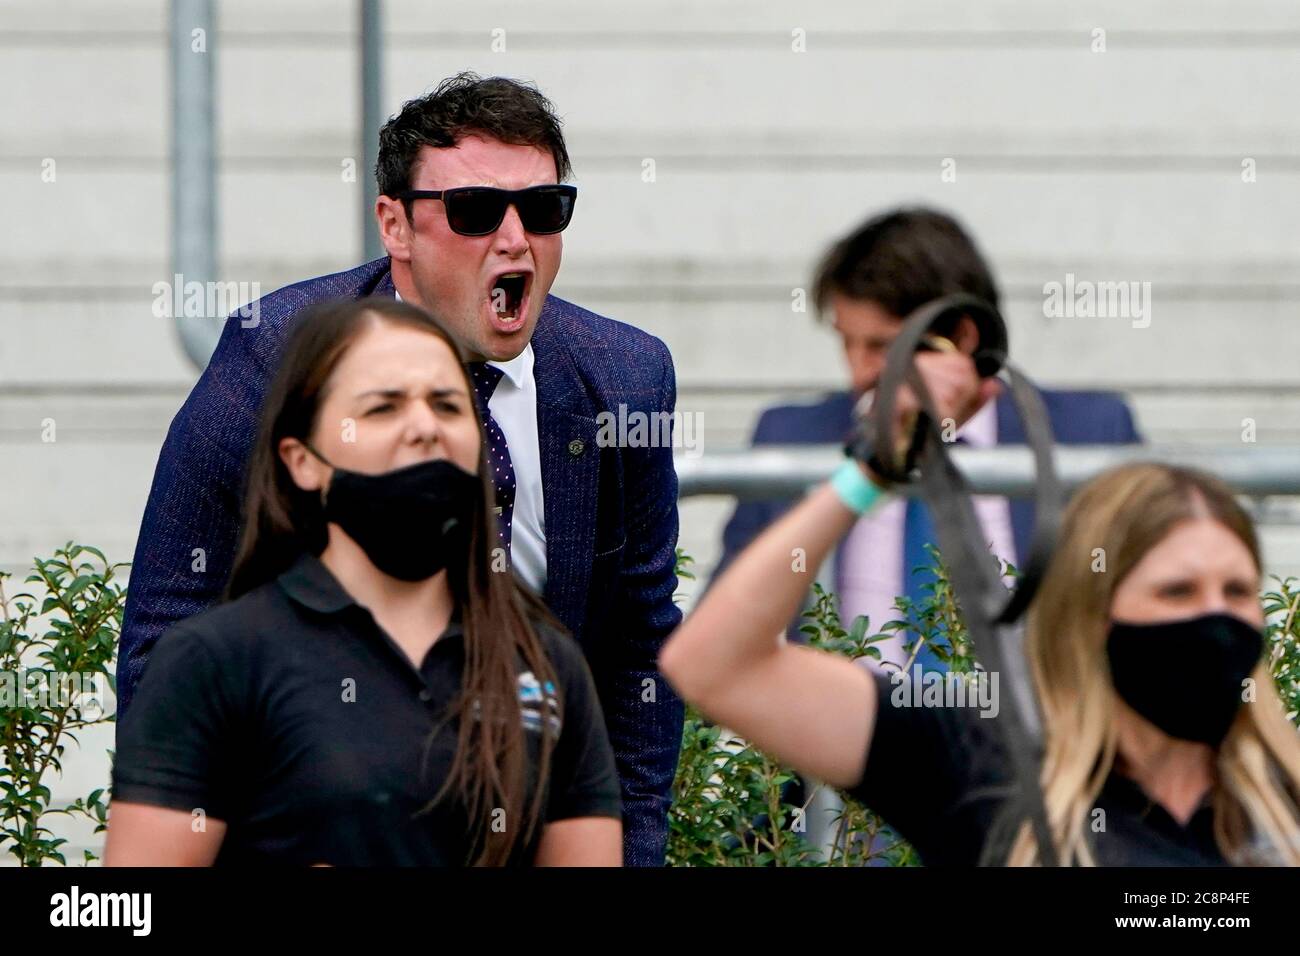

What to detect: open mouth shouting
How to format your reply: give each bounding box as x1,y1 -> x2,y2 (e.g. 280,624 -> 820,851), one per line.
486,268 -> 533,335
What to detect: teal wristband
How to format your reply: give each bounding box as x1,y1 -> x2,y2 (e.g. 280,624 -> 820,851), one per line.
830,458 -> 886,515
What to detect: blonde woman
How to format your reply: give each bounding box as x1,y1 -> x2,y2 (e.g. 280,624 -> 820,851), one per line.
661,395 -> 1300,864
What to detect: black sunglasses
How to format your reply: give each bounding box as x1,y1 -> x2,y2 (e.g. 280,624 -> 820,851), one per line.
394,184 -> 578,237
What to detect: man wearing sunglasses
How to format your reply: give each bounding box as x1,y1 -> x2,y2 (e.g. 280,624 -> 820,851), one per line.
118,73 -> 685,867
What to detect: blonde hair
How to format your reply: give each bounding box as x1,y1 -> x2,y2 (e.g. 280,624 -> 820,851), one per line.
1005,463 -> 1300,865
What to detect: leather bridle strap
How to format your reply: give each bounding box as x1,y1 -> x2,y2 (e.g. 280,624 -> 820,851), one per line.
846,294 -> 1064,867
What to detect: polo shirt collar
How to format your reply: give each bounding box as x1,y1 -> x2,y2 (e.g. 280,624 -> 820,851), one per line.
278,552 -> 355,613
276,552 -> 464,635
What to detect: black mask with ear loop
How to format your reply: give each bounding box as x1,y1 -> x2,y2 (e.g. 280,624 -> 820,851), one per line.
1106,612 -> 1264,746
302,441 -> 481,582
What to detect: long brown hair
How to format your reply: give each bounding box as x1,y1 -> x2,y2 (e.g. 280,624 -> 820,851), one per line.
1007,463 -> 1300,865
225,296 -> 562,866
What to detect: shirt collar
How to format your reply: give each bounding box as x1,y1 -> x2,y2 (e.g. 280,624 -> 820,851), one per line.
278,551 -> 355,614
488,343 -> 532,390
856,388 -> 998,447
276,551 -> 464,636
956,397 -> 998,448
393,288 -> 532,390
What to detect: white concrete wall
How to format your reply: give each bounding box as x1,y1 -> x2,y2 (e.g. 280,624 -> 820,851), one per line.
2,0 -> 1299,863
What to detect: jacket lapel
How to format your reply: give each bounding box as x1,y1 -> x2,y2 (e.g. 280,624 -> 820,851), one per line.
529,299 -> 601,640
371,268 -> 395,298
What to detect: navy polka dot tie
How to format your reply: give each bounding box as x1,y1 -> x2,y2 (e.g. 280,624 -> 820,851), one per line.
467,362 -> 516,553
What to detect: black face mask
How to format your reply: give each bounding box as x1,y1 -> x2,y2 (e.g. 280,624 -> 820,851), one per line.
1106,612 -> 1264,746
304,443 -> 480,582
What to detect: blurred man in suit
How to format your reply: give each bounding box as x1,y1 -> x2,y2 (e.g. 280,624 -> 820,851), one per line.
118,73 -> 683,866
716,208 -> 1142,667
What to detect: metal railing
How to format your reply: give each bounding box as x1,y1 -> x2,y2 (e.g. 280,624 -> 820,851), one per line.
171,1 -> 386,370
171,0 -> 220,368
676,444 -> 1300,499
359,0 -> 384,264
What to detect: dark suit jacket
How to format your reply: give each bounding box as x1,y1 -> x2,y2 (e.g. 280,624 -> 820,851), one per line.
118,257 -> 685,866
715,387 -> 1143,633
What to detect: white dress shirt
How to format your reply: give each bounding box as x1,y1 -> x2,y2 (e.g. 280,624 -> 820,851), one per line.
480,343 -> 548,593
393,291 -> 547,591
837,397 -> 1015,668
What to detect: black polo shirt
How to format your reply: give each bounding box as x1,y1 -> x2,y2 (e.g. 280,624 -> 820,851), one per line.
847,671 -> 1229,866
112,552 -> 623,866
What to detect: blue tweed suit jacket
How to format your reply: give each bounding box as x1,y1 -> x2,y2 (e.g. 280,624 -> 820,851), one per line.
715,387 -> 1143,637
118,257 -> 685,866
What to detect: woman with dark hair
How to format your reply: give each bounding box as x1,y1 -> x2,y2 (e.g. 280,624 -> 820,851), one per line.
106,297 -> 622,866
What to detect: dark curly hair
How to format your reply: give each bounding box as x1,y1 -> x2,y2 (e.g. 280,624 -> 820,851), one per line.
376,72 -> 572,219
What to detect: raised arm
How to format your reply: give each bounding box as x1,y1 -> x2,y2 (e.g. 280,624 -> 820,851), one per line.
659,351 -> 997,788
661,480 -> 878,787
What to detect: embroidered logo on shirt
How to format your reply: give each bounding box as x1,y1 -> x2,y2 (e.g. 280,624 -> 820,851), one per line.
517,671 -> 561,737
467,671 -> 561,737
